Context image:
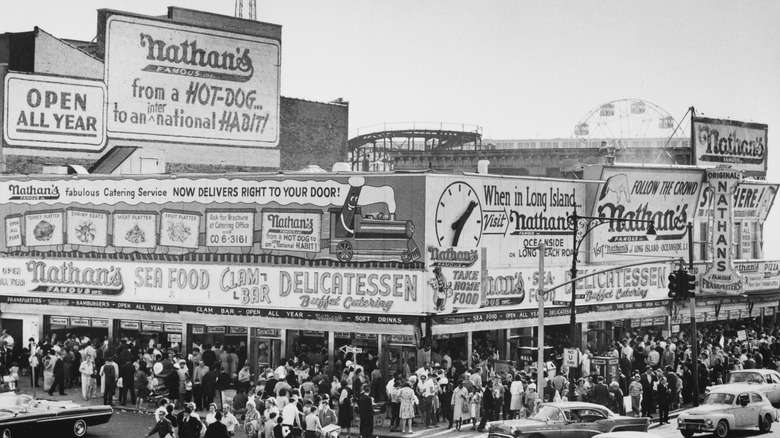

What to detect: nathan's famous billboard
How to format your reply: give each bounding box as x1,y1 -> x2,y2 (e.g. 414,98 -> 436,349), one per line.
425,174 -> 588,268
695,181 -> 777,222
589,166 -> 704,263
104,13 -> 280,147
692,116 -> 768,174
0,175 -> 424,268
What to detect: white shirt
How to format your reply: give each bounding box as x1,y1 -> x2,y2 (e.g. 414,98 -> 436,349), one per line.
274,365 -> 288,380
221,412 -> 239,432
282,401 -> 299,425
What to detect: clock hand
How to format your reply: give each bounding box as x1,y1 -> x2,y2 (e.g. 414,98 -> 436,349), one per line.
451,200 -> 477,246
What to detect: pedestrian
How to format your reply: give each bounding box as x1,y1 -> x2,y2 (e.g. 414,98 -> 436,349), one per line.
304,405 -> 322,438
477,380 -> 494,432
399,381 -> 417,434
439,382 -> 453,429
136,363 -> 150,409
452,379 -> 470,431
509,374 -> 524,419
101,356 -> 118,406
244,400 -> 262,438
119,359 -> 136,406
387,378 -> 401,431
48,350 -> 66,396
357,384 -> 373,438
221,404 -> 239,437
179,405 -> 205,438
205,411 -> 230,438
146,408 -> 174,438
657,376 -> 670,424
628,374 -> 642,417
640,366 -> 656,418
468,385 -> 482,430
337,380 -> 354,435
79,355 -> 95,401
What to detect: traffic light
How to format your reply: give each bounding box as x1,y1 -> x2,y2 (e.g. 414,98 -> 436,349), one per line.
667,271 -> 679,299
678,269 -> 697,298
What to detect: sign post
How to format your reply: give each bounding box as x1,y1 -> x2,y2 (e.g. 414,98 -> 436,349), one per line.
537,243 -> 545,394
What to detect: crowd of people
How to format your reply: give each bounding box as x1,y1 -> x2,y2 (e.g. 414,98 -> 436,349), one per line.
0,317 -> 776,438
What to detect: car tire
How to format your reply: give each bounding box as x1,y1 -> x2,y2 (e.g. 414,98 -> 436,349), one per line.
681,431 -> 695,438
1,428 -> 10,438
72,419 -> 88,437
715,420 -> 729,438
759,414 -> 772,432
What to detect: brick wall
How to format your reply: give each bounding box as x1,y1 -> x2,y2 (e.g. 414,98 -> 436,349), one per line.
279,97 -> 349,171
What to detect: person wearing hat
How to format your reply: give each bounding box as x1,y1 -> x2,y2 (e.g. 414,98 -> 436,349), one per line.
179,405 -> 204,438
451,379 -> 469,431
146,408 -> 175,438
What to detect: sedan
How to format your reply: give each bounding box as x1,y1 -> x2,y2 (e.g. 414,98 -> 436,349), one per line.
677,384 -> 776,438
726,369 -> 780,404
0,392 -> 113,437
488,402 -> 650,438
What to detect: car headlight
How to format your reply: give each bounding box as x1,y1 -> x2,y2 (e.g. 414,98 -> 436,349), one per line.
677,418 -> 683,424
706,419 -> 713,426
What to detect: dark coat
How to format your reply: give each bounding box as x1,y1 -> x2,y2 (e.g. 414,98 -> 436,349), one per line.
640,372 -> 656,413
205,420 -> 230,438
592,382 -> 610,407
202,369 -> 216,395
178,415 -> 204,438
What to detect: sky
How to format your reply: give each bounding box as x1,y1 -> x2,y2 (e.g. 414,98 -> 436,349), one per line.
2,0 -> 780,257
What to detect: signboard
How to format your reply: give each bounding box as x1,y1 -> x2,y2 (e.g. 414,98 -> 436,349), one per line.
696,182 -> 778,222
104,14 -> 280,147
168,333 -> 182,343
160,210 -> 201,249
3,73 -> 106,150
700,168 -> 743,295
692,116 -> 768,174
91,318 -> 109,328
141,322 -> 163,332
50,316 -> 68,325
563,348 -> 579,367
737,330 -> 747,341
207,326 -> 226,334
191,325 -> 205,334
120,320 -> 140,330
229,326 -> 248,334
163,323 -> 183,332
70,317 -> 90,326
67,209 -> 109,247
590,166 -> 702,263
428,246 -> 482,311
261,209 -> 321,252
25,210 -> 64,246
113,211 -> 158,249
426,175 -> 587,267
5,214 -> 21,247
765,307 -> 775,316
253,328 -> 279,337
206,209 -> 255,247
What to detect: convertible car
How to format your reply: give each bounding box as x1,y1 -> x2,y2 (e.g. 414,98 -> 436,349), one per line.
0,392 -> 113,437
488,402 -> 650,438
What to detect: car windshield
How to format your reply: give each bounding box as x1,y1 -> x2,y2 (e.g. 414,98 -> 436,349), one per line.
0,394 -> 29,411
729,372 -> 764,384
531,406 -> 564,421
703,393 -> 735,405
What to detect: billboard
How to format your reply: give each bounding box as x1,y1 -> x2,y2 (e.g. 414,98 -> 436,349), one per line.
695,181 -> 778,222
104,14 -> 280,147
692,116 -> 768,174
700,168 -> 743,295
589,166 -> 703,263
3,73 -> 106,150
425,174 -> 587,268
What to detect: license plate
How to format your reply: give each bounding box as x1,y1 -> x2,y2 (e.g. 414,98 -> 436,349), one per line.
686,425 -> 700,430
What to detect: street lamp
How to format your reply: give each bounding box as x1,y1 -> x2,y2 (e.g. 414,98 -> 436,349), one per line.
568,208 -> 657,351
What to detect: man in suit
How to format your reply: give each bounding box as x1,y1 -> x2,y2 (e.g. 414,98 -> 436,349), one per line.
48,350 -> 66,396
357,384 -> 374,438
591,376 -> 610,407
640,366 -> 656,418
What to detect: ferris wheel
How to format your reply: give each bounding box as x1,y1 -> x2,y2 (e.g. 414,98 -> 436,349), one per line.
572,98 -> 684,140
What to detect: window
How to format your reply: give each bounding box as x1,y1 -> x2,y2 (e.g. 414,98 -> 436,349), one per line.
750,393 -> 762,403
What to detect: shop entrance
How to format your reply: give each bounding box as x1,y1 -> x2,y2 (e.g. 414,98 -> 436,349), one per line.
117,321 -> 183,352
191,326 -> 248,366
287,330 -> 328,368
249,328 -> 281,379
333,332 -> 378,370
46,315 -> 109,346
386,336 -> 416,378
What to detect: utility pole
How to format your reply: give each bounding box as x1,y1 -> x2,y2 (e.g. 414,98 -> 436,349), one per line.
537,243 -> 545,394
688,222 -> 699,407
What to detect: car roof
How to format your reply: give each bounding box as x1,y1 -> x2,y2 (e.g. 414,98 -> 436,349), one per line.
541,402 -> 611,411
708,384 -> 767,395
731,369 -> 777,375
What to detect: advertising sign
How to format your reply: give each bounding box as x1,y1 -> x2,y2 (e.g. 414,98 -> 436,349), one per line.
261,209 -> 322,252
113,211 -> 158,249
5,215 -> 21,247
427,246 -> 482,311
206,209 -> 254,247
0,258 -> 424,316
24,210 -> 64,247
159,210 -> 201,249
735,260 -> 780,293
426,175 -> 586,268
104,14 -> 280,147
3,73 -> 106,150
695,182 -> 777,222
700,168 -> 743,295
692,116 -> 768,174
590,166 -> 703,263
66,209 -> 109,247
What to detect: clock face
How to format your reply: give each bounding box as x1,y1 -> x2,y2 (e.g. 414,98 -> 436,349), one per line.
435,181 -> 483,247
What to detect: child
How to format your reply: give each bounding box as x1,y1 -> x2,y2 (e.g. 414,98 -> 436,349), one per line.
8,362 -> 19,391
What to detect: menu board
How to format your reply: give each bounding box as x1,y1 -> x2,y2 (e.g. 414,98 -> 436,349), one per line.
113,212 -> 157,249
205,209 -> 255,247
66,208 -> 109,247
160,210 -> 201,249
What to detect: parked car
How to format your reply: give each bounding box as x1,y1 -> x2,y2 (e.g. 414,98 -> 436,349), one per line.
677,384 -> 776,438
0,392 -> 113,437
488,402 -> 649,438
725,369 -> 780,404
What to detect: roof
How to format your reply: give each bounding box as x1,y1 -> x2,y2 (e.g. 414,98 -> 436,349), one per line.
89,146 -> 139,174
708,383 -> 768,394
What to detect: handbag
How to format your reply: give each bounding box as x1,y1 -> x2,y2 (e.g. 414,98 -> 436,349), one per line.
461,402 -> 469,413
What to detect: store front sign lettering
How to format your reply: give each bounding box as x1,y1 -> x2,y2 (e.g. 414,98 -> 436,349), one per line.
26,260 -> 123,295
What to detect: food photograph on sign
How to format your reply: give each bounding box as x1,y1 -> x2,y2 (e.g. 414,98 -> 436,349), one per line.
159,210 -> 201,249
66,208 -> 109,247
113,211 -> 158,249
24,210 -> 64,247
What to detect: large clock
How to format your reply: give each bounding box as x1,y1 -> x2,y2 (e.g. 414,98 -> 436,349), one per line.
435,181 -> 483,247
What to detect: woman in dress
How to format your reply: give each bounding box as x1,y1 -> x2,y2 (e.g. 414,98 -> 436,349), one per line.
451,379 -> 470,431
337,380 -> 354,435
399,381 -> 417,434
243,400 -> 262,438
